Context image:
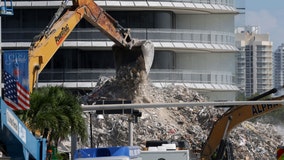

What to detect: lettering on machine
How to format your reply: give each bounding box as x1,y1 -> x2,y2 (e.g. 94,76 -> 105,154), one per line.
55,24 -> 70,45
251,104 -> 279,115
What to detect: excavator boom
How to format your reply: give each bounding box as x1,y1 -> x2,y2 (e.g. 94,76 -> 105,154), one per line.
29,9 -> 81,92
28,0 -> 154,92
201,89 -> 284,160
72,0 -> 133,46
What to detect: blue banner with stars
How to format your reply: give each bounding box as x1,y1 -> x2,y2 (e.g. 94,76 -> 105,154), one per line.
3,50 -> 30,110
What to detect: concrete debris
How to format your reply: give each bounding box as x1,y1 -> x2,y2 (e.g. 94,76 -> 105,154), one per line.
80,75 -> 284,159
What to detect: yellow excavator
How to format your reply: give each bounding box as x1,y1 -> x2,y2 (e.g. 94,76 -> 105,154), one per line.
28,0 -> 154,92
17,0 -> 284,157
200,87 -> 284,160
0,0 -> 154,158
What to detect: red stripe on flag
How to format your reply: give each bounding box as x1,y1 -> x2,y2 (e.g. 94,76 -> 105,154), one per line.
4,97 -> 25,110
17,82 -> 30,99
16,82 -> 30,110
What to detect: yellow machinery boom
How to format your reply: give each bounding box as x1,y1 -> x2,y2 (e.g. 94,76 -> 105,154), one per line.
28,0 -> 153,92
200,94 -> 284,160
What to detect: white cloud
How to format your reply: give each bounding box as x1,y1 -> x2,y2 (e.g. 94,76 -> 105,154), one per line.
245,10 -> 278,33
245,9 -> 284,49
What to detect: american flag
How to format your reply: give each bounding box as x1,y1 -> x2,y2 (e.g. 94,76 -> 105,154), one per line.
3,71 -> 30,110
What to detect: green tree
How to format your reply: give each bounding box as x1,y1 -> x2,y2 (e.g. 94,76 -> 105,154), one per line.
17,86 -> 87,149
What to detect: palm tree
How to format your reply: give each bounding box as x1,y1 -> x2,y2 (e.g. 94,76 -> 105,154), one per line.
17,86 -> 87,149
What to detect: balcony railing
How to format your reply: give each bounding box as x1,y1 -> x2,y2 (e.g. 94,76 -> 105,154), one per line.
2,28 -> 235,46
11,0 -> 235,7
39,69 -> 235,85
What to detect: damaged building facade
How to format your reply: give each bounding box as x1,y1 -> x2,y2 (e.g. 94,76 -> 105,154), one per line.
2,0 -> 239,101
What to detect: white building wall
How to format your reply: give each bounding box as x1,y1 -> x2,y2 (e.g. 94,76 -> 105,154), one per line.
174,10 -> 238,101
204,91 -> 236,101
175,52 -> 235,73
176,14 -> 234,32
3,0 -> 239,101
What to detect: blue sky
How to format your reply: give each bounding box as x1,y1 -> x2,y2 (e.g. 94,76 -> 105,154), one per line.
244,0 -> 284,50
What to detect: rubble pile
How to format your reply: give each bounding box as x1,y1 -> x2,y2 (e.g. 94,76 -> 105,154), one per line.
82,73 -> 284,159
229,121 -> 283,159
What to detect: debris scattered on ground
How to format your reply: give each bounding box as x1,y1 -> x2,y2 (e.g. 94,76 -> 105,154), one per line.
78,71 -> 284,159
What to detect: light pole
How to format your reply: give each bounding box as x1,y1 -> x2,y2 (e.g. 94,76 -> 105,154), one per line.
89,112 -> 93,148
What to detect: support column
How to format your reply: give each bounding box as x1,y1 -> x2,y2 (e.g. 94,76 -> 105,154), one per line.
90,112 -> 93,148
71,133 -> 77,160
128,116 -> 133,146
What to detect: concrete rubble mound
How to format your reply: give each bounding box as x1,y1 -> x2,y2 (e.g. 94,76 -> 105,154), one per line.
81,73 -> 284,159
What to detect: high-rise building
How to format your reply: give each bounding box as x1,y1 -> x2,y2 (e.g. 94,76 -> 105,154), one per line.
273,43 -> 284,89
2,0 -> 239,101
235,26 -> 273,97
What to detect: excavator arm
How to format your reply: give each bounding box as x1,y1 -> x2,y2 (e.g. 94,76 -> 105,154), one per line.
201,88 -> 284,160
29,7 -> 82,92
72,0 -> 133,46
28,0 -> 154,92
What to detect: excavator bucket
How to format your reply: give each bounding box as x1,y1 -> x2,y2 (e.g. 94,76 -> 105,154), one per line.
113,40 -> 154,76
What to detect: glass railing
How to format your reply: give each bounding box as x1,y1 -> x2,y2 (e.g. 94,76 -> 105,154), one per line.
2,28 -> 235,46
12,0 -> 235,7
102,0 -> 235,7
39,69 -> 235,85
150,69 -> 234,84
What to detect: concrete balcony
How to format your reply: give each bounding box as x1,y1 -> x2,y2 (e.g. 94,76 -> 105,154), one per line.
38,69 -> 238,91
2,28 -> 237,52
